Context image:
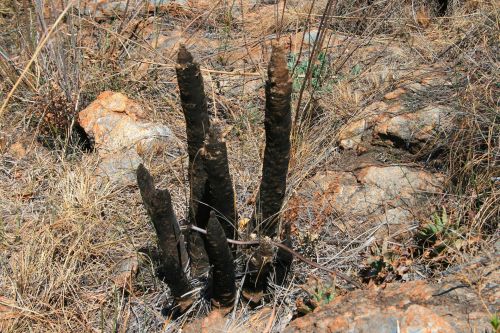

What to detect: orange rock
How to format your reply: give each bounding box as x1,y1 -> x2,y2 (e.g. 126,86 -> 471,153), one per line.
384,88 -> 406,100
402,304 -> 455,333
373,105 -> 453,151
338,118 -> 368,150
416,7 -> 431,28
285,278 -> 495,332
78,91 -> 176,182
183,310 -> 227,333
326,316 -> 349,331
387,102 -> 403,113
286,165 -> 443,241
7,142 -> 26,159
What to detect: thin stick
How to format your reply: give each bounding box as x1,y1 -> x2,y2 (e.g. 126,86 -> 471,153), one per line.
263,305 -> 276,333
0,1 -> 74,124
189,225 -> 363,289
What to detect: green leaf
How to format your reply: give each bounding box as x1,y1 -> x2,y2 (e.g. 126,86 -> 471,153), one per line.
351,63 -> 362,76
490,313 -> 499,330
441,207 -> 448,225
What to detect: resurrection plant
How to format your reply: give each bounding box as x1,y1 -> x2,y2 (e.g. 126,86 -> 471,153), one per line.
137,44 -> 359,317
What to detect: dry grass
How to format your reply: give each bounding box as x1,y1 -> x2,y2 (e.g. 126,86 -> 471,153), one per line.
0,0 -> 498,331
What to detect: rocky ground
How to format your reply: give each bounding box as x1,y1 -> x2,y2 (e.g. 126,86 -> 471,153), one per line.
0,0 -> 498,332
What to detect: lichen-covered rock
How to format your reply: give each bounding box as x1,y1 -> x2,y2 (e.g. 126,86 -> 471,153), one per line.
373,105 -> 453,151
286,165 -> 443,240
78,91 -> 176,182
285,274 -> 498,333
337,101 -> 391,152
338,103 -> 453,153
338,68 -> 454,154
337,118 -> 369,151
79,1 -> 181,19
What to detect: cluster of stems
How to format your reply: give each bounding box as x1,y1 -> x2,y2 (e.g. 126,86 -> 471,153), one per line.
137,44 -> 293,313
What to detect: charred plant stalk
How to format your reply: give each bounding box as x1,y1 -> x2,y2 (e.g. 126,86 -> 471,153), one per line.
274,237 -> 293,286
275,222 -> 293,286
243,236 -> 292,298
253,44 -> 292,237
176,44 -> 211,224
176,45 -> 211,275
244,45 -> 293,301
205,211 -> 236,308
136,164 -> 193,308
242,239 -> 274,304
202,123 -> 237,242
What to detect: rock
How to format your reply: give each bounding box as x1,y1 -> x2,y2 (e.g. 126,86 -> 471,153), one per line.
286,165 -> 443,240
78,91 -> 176,182
337,118 -> 369,150
303,29 -> 319,44
80,1 -> 180,19
285,277 -> 497,333
7,142 -> 27,159
384,87 -> 406,100
183,306 -> 275,333
367,207 -> 414,239
373,105 -> 453,151
338,102 -> 453,153
132,29 -> 184,78
183,310 -> 227,333
338,101 -> 388,151
356,165 -> 442,203
338,67 -> 453,154
416,6 -> 431,28
111,254 -> 139,291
